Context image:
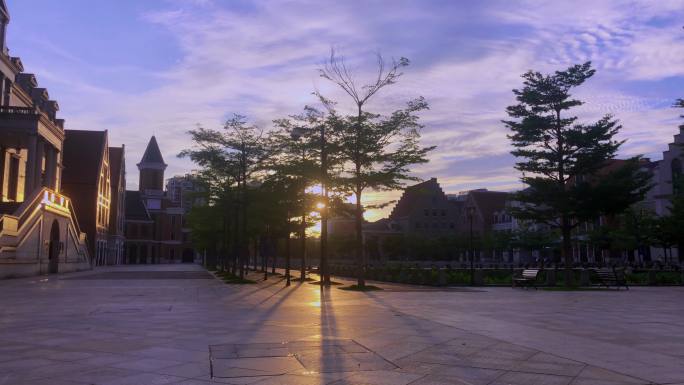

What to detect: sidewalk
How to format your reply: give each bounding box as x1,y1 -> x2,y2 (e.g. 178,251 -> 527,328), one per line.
0,264 -> 681,384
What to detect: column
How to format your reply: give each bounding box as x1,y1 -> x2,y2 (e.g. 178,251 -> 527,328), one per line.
44,145 -> 57,190
54,150 -> 62,192
33,139 -> 44,190
24,134 -> 37,198
0,145 -> 5,200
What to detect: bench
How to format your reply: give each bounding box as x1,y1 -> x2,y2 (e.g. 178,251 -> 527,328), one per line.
594,267 -> 629,290
513,269 -> 539,289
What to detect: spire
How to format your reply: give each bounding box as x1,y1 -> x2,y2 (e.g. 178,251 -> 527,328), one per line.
137,136 -> 166,193
138,136 -> 166,166
0,0 -> 9,55
0,0 -> 9,21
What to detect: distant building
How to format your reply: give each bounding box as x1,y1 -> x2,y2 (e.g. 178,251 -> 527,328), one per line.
108,145 -> 126,265
457,189 -> 510,239
124,136 -> 197,264
0,1 -> 90,277
642,127 -> 682,262
327,202 -> 356,238
386,178 -> 460,236
166,174 -> 205,212
61,130 -> 113,266
362,178 -> 466,260
648,128 -> 683,217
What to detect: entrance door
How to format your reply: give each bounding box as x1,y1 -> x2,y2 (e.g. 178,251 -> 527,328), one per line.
182,249 -> 194,263
48,220 -> 60,274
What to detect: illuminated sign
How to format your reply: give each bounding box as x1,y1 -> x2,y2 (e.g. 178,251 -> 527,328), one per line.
41,190 -> 70,214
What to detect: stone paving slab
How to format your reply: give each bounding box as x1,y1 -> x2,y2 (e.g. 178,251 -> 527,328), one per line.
0,264 -> 681,385
63,271 -> 214,280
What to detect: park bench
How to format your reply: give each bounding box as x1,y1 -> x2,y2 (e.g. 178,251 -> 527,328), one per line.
594,267 -> 629,290
513,269 -> 540,289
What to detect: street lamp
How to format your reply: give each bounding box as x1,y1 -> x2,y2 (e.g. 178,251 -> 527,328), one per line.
319,121 -> 330,287
467,206 -> 475,286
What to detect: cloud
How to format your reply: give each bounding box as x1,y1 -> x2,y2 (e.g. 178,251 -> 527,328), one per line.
13,0 -> 683,219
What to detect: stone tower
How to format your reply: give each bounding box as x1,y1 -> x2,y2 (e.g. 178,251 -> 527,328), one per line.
137,136 -> 166,193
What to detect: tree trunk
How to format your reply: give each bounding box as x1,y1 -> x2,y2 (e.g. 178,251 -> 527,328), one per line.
300,214 -> 306,281
355,104 -> 365,288
271,238 -> 276,274
285,218 -> 291,286
561,215 -> 574,287
355,187 -> 365,287
320,124 -> 330,286
321,186 -> 330,285
231,203 -> 239,276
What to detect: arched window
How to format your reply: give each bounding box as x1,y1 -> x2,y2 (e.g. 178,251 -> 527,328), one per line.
673,158 -> 682,195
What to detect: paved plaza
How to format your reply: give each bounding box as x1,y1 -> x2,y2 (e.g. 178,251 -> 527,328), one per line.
0,265 -> 683,385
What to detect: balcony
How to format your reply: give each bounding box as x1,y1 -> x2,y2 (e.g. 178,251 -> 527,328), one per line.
0,105 -> 64,147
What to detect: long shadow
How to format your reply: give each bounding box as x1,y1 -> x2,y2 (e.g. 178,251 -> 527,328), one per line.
222,279 -> 307,345
314,285 -> 345,380
216,273 -> 286,303
209,281 -> 309,380
361,290 -> 458,363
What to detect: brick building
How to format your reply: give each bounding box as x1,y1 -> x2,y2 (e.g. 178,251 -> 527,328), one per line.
61,130 -> 114,266
124,136 -> 196,264
0,1 -> 90,277
108,145 -> 126,265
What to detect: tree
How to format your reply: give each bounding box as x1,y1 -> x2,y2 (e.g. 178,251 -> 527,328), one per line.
270,108 -> 328,284
320,50 -> 435,287
608,207 -> 657,262
181,115 -> 269,279
504,62 -> 651,283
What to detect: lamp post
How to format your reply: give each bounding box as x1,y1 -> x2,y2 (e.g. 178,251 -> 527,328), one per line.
319,121 -> 330,287
285,210 -> 291,286
467,206 -> 475,286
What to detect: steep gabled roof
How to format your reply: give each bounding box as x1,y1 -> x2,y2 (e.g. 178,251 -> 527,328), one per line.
125,191 -> 151,221
139,136 -> 165,165
389,178 -> 445,219
470,191 -> 510,220
109,146 -> 124,190
62,130 -> 107,185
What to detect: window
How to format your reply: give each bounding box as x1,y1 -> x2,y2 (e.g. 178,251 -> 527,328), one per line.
441,209 -> 446,216
673,158 -> 682,195
7,154 -> 19,201
424,209 -> 429,216
432,209 -> 437,216
146,199 -> 161,209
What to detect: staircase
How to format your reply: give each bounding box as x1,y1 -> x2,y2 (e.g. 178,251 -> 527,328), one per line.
0,188 -> 91,278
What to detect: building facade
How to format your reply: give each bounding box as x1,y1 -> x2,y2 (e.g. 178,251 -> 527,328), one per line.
61,130 -> 114,266
643,127 -> 682,262
0,1 -> 90,277
124,136 -> 197,264
108,145 -> 126,265
166,174 -> 205,211
386,178 -> 461,236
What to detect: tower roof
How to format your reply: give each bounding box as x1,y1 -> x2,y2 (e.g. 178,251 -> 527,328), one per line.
138,136 -> 166,166
0,0 -> 9,21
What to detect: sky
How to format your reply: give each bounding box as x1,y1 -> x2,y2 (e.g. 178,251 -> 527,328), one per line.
6,0 -> 684,221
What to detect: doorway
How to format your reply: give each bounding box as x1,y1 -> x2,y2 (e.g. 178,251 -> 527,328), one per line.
48,220 -> 60,274
182,249 -> 194,263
